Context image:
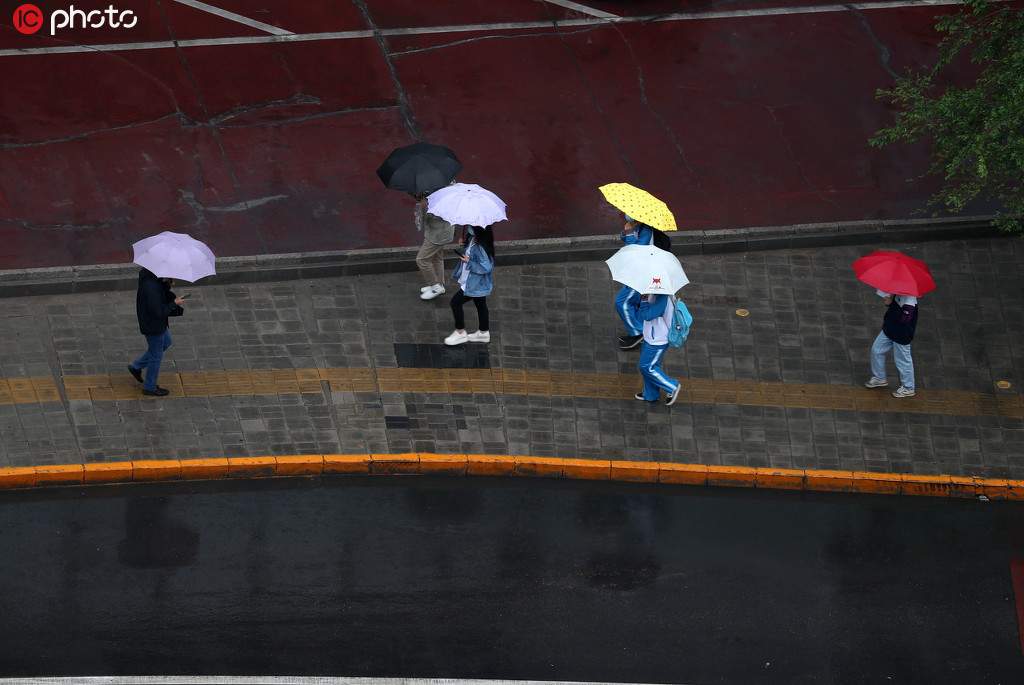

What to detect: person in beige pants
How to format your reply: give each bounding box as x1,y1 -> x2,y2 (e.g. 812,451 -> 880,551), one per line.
414,195 -> 455,300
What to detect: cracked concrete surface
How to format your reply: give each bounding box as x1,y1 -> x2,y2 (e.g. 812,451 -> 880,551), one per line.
155,0 -> 241,194
0,218 -> 121,232
846,4 -> 899,81
0,114 -> 185,150
765,104 -> 842,211
610,23 -> 700,184
198,93 -> 321,126
387,26 -> 599,57
352,0 -> 421,141
179,190 -> 288,216
0,0 -> 972,269
549,23 -> 641,182
0,95 -> 345,149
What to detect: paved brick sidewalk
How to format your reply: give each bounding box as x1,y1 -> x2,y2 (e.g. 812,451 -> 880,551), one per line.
0,237 -> 1021,478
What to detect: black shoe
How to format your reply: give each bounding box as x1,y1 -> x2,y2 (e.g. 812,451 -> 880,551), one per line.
635,392 -> 656,403
128,365 -> 143,384
142,387 -> 169,397
618,334 -> 643,350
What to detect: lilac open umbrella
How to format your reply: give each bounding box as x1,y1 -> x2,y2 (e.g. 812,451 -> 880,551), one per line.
132,231 -> 216,282
427,183 -> 507,227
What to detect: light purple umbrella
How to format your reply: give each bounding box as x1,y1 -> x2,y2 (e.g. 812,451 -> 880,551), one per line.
132,231 -> 216,282
427,183 -> 507,227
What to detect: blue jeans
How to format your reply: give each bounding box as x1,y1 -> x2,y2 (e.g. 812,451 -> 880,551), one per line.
131,330 -> 172,391
639,341 -> 679,400
616,285 -> 643,336
870,330 -> 914,391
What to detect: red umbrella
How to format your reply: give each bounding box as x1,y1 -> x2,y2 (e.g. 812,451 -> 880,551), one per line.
852,250 -> 936,297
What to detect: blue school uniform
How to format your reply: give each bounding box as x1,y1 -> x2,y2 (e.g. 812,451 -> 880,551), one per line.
637,294 -> 680,401
615,225 -> 653,336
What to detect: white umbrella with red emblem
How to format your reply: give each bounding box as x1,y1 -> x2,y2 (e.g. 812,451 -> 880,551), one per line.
606,244 -> 689,294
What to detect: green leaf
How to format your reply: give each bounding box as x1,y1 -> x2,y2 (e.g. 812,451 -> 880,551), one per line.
870,0 -> 1024,234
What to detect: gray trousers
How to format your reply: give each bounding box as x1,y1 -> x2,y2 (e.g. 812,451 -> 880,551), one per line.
416,238 -> 446,286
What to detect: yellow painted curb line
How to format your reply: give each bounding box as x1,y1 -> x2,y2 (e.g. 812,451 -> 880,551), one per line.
1,455 -> 1021,500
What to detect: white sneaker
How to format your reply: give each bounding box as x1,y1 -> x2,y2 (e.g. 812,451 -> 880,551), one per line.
892,386 -> 916,398
444,330 -> 469,346
467,330 -> 490,343
864,377 -> 889,389
420,284 -> 445,300
420,285 -> 434,293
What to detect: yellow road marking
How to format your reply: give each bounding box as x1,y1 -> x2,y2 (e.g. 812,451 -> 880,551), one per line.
0,369 -> 1020,419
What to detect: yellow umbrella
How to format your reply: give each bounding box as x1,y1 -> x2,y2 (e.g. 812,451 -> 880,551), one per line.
598,182 -> 677,232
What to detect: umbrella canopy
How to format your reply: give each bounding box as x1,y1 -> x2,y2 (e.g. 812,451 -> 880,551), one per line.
852,250 -> 936,297
132,231 -> 216,283
377,142 -> 462,196
427,183 -> 507,227
599,182 -> 677,232
606,244 -> 689,295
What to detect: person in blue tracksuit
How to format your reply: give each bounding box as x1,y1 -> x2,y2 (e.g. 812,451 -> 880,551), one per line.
616,214 -> 654,350
636,293 -> 681,406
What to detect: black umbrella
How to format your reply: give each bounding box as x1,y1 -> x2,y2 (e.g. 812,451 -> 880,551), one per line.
376,142 -> 462,196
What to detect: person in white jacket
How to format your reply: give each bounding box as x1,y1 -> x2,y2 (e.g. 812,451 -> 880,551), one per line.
636,294 -> 681,406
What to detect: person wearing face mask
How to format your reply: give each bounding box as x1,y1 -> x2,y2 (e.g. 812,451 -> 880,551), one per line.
615,214 -> 654,351
129,268 -> 185,397
864,289 -> 919,398
444,225 -> 495,346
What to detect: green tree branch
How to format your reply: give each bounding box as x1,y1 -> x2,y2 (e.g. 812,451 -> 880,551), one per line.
870,0 -> 1024,232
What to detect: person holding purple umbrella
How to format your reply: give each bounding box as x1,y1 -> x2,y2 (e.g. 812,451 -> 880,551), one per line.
128,231 -> 215,397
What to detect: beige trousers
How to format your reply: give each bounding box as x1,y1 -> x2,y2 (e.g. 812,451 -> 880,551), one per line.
416,238 -> 446,286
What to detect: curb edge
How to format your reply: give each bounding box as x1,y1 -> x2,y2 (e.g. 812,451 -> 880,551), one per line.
1,454 -> 1020,500
0,216 -> 1004,297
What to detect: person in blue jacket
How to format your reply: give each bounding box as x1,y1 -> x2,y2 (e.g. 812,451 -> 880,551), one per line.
616,214 -> 654,350
444,225 -> 495,346
636,293 -> 681,406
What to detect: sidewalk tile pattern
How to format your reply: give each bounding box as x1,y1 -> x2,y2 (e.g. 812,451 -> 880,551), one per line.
0,239 -> 1021,478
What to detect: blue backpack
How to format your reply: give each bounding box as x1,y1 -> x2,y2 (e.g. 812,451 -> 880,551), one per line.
667,296 -> 693,349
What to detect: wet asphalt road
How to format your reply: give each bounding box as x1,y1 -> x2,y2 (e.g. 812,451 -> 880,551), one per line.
1,477 -> 1023,684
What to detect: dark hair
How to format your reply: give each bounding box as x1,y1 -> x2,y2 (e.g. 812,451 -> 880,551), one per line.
465,225 -> 495,260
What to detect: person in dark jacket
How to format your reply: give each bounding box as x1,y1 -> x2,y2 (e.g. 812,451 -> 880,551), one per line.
864,290 -> 918,398
129,269 -> 185,396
